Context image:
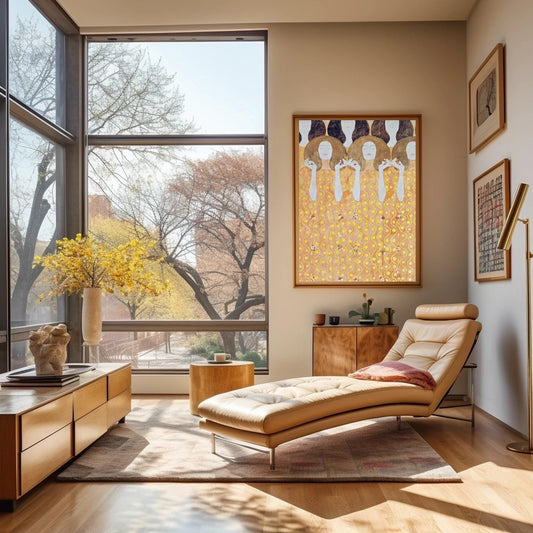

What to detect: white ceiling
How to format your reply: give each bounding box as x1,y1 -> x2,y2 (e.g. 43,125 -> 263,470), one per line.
56,0 -> 478,32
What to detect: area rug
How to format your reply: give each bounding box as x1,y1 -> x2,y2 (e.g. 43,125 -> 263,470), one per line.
57,399 -> 460,483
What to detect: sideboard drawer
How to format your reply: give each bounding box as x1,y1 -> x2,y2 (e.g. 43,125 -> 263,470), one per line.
21,395 -> 72,451
74,402 -> 108,455
108,365 -> 131,399
73,377 -> 107,420
20,424 -> 72,494
107,388 -> 131,427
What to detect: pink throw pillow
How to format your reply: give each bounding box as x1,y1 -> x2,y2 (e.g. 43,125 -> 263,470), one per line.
348,361 -> 436,390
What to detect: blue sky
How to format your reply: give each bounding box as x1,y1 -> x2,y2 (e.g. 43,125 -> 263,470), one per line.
148,41 -> 265,135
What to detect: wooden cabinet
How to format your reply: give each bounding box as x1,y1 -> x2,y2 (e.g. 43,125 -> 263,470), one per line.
313,325 -> 399,376
0,363 -> 131,511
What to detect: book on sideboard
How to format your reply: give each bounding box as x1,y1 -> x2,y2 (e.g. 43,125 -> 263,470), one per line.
1,374 -> 80,387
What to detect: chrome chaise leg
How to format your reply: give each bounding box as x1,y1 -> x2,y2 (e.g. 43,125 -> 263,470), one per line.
210,433 -> 277,470
269,448 -> 275,470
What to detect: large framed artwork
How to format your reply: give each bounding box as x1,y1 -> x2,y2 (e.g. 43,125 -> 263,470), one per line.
468,43 -> 505,153
293,115 -> 421,287
473,158 -> 510,282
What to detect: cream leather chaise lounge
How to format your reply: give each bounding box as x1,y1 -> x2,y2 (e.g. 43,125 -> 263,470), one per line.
198,303 -> 482,469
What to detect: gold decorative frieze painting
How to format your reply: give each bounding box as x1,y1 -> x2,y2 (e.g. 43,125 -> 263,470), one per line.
293,115 -> 421,287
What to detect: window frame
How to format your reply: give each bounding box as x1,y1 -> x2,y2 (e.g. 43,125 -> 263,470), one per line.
0,0 -> 9,372
85,31 -> 269,375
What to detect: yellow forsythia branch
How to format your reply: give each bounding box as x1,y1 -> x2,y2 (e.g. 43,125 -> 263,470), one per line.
34,233 -> 168,297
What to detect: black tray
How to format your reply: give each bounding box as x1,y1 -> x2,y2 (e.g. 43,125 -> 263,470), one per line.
7,363 -> 95,381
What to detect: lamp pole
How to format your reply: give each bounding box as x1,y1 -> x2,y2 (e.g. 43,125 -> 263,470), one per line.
507,217 -> 533,453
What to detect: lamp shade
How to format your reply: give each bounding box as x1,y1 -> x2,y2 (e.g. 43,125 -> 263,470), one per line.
498,183 -> 529,251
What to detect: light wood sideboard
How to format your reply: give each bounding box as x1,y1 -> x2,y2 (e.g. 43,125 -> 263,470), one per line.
313,325 -> 399,376
0,363 -> 131,511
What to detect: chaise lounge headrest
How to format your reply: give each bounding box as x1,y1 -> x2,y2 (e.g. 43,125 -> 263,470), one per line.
415,303 -> 479,320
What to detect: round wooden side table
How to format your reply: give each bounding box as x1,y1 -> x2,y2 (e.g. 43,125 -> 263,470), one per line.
189,360 -> 254,415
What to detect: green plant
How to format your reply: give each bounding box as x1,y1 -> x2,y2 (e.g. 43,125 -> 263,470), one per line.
348,293 -> 378,320
189,337 -> 224,360
239,351 -> 264,366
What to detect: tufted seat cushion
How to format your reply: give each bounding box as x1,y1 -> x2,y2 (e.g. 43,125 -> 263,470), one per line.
198,376 -> 433,434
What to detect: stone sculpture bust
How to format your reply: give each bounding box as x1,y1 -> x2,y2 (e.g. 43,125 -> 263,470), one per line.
29,324 -> 71,375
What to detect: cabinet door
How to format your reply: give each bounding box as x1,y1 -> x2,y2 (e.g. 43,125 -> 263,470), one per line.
313,327 -> 356,376
356,326 -> 399,368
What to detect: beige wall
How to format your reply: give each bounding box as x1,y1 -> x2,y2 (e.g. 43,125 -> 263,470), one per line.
134,21 -> 468,393
467,0 -> 533,434
266,21 -> 467,382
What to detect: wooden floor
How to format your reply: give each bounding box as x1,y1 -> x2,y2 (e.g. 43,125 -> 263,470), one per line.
1,396 -> 533,533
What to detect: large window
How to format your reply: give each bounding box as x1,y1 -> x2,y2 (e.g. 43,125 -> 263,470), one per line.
3,0 -> 80,371
86,34 -> 267,372
0,5 -> 266,375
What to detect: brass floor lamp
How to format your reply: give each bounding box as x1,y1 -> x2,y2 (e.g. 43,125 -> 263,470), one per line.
497,183 -> 533,453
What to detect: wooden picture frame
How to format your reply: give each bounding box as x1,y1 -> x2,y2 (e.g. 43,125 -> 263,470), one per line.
473,158 -> 510,281
293,114 -> 421,287
469,43 -> 505,153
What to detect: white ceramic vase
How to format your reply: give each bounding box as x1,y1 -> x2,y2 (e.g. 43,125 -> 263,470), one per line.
82,287 -> 102,345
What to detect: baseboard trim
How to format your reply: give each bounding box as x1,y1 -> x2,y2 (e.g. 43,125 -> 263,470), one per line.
475,406 -> 527,440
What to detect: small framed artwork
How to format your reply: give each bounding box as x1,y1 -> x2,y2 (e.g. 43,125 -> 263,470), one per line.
468,43 -> 505,153
293,114 -> 421,287
473,158 -> 510,282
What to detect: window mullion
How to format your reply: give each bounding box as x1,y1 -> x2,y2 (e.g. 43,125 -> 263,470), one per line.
88,134 -> 266,146
102,320 -> 268,332
9,97 -> 76,144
